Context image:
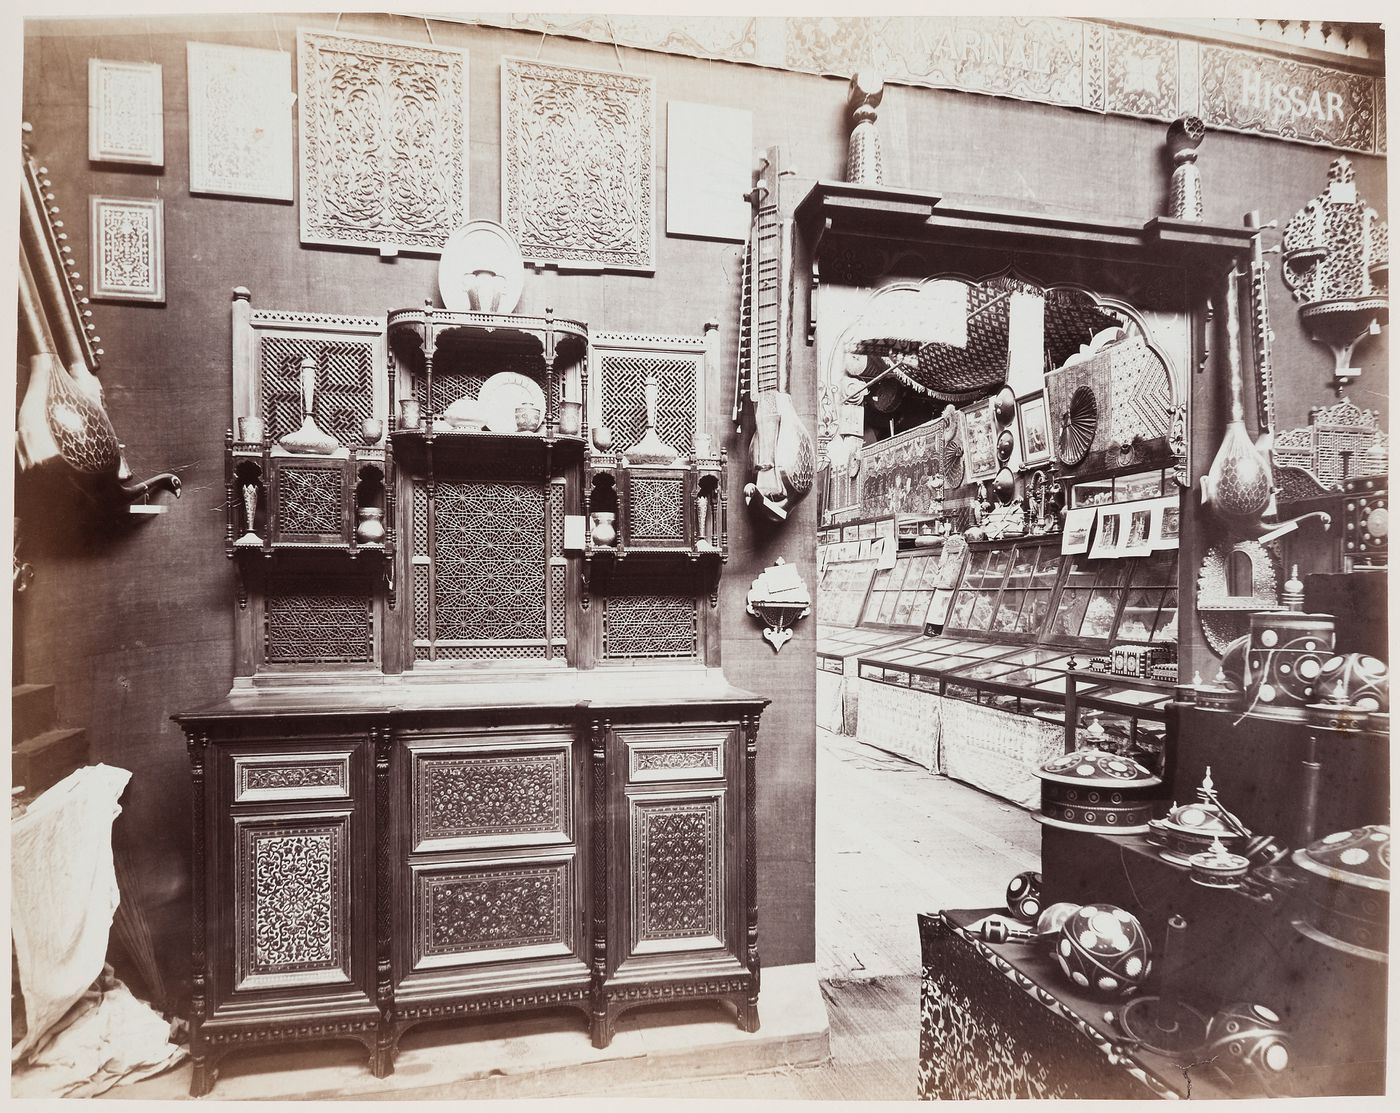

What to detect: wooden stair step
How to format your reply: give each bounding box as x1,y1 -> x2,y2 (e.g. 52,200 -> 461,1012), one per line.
11,727 -> 89,796
11,683 -> 57,747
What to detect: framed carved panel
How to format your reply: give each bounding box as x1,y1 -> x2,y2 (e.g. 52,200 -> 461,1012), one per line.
621,724 -> 731,784
88,196 -> 164,303
188,42 -> 294,200
297,30 -> 469,253
232,751 -> 352,804
262,571 -> 376,667
622,468 -> 690,549
408,733 -> 574,852
269,458 -> 350,545
628,790 -> 726,954
232,812 -> 353,992
410,853 -> 579,970
501,57 -> 656,272
88,59 -> 163,166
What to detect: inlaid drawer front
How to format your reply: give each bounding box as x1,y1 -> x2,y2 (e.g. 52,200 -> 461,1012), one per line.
233,813 -> 352,992
620,725 -> 731,784
411,742 -> 572,852
232,751 -> 352,803
411,855 -> 577,970
630,792 -> 726,953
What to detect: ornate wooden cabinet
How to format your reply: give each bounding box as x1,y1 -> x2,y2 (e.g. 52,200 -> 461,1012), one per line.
177,292 -> 765,1096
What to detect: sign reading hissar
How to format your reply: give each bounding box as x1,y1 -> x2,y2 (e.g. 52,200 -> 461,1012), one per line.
1198,46 -> 1378,152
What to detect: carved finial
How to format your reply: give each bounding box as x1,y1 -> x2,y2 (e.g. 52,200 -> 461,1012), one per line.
1165,115 -> 1205,221
232,286 -> 251,302
845,71 -> 885,186
1202,766 -> 1215,795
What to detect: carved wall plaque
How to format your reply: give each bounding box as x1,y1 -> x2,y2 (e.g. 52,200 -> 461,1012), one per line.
501,57 -> 656,272
88,196 -> 164,303
88,59 -> 163,167
187,42 -> 293,200
297,30 -> 468,253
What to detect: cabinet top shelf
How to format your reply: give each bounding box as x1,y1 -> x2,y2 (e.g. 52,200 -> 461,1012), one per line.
387,307 -> 588,349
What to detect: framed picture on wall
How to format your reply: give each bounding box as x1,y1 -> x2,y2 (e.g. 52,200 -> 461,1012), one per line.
963,398 -> 998,481
1016,391 -> 1051,466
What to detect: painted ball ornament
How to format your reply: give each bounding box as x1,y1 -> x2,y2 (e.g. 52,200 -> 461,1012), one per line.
1204,1002 -> 1291,1085
1054,904 -> 1151,997
1005,871 -> 1044,922
1036,901 -> 1081,938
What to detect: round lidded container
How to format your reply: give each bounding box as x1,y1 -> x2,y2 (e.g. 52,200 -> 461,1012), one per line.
1292,824 -> 1389,963
1037,748 -> 1162,834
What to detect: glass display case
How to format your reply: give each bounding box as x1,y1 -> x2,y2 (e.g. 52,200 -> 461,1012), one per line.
817,557 -> 876,628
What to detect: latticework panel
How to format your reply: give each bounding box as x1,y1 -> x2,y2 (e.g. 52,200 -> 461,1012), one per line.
435,479 -> 546,640
275,465 -> 346,537
260,336 -> 375,447
264,577 -> 374,664
411,471 -> 566,663
628,475 -> 687,542
602,570 -> 699,659
598,352 -> 698,451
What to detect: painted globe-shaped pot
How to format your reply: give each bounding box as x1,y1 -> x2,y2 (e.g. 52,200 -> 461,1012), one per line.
1005,870 -> 1044,922
1205,1002 -> 1291,1084
1314,653 -> 1389,713
1036,901 -> 1081,938
1054,904 -> 1151,997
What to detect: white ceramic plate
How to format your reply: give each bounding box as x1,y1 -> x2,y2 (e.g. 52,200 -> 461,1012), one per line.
438,221 -> 526,314
477,372 -> 546,433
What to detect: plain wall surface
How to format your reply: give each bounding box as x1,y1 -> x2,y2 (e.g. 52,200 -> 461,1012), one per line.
14,13 -> 1387,1010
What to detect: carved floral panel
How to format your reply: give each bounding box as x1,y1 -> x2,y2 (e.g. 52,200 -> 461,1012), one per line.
418,862 -> 568,958
234,818 -> 349,990
88,196 -> 164,303
298,30 -> 468,253
632,796 -> 723,944
415,750 -> 569,846
187,42 -> 293,200
88,59 -> 163,166
501,57 -> 656,272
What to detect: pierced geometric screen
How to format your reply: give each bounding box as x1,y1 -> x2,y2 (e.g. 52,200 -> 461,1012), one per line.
413,469 -> 567,663
427,350 -> 544,416
597,351 -> 699,452
275,465 -> 346,538
602,568 -> 698,659
627,475 -> 687,543
265,576 -> 374,664
260,336 -> 375,448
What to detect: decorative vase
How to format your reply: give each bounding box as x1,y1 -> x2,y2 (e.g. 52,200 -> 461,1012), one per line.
360,417 -> 383,445
467,269 -> 506,313
235,482 -> 261,546
558,400 -> 583,436
592,424 -> 614,452
590,511 -> 616,547
622,369 -> 678,463
277,357 -> 341,455
237,415 -> 265,443
356,507 -> 386,545
399,397 -> 422,431
515,403 -> 543,432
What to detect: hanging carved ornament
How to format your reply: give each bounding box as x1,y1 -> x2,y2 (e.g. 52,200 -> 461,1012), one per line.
297,31 -> 469,253
942,432 -> 966,489
1054,386 -> 1098,467
1195,541 -> 1281,655
501,57 -> 656,272
1280,156 -> 1389,393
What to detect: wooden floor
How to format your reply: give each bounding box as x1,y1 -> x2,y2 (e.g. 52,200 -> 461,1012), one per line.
612,728 -> 1042,1100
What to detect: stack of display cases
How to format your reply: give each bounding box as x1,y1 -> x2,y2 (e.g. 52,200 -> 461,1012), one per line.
850,534 -> 1179,805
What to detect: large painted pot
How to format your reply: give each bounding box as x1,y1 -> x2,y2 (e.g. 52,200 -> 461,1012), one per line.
1037,748 -> 1161,834
1241,611 -> 1336,722
1292,824 -> 1389,963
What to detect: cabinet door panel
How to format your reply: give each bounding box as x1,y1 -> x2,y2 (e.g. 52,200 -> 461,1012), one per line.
231,750 -> 353,804
623,725 -> 728,784
408,732 -> 574,853
232,811 -> 354,992
410,852 -> 580,970
628,790 -> 727,955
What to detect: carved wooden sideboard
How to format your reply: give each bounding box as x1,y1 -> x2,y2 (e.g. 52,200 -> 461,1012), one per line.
177,292 -> 766,1096
176,681 -> 764,1096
